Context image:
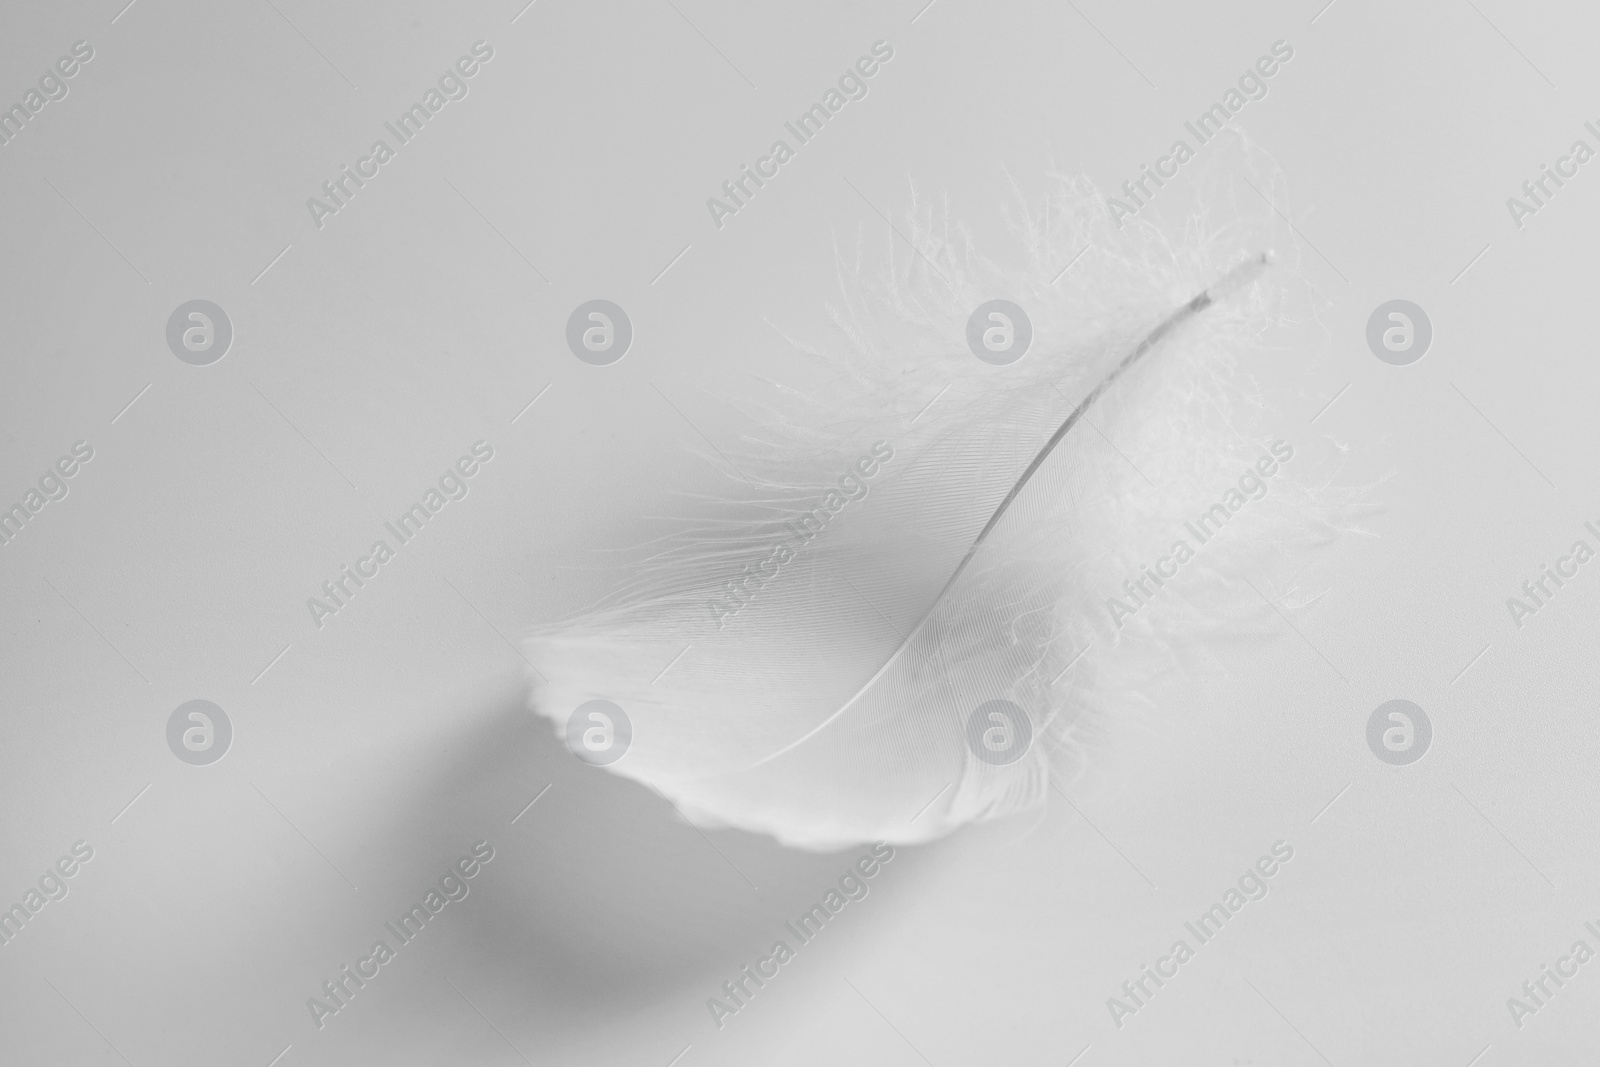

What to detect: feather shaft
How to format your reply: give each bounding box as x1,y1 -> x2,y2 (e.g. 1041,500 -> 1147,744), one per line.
750,253 -> 1270,768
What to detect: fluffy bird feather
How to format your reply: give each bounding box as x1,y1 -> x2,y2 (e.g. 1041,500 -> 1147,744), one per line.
528,141 -> 1348,849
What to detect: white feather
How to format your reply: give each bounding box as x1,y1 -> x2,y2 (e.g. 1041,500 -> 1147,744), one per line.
528,138 -> 1354,849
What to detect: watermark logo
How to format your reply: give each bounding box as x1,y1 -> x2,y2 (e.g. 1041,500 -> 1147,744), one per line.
306,41 -> 495,230
1507,123 -> 1600,230
566,699 -> 631,765
166,300 -> 233,365
0,439 -> 94,550
566,300 -> 633,366
308,441 -> 495,629
0,40 -> 94,150
965,699 -> 1032,765
167,700 -> 232,765
1508,921 -> 1600,1029
307,841 -> 495,1029
1366,699 -> 1429,765
706,41 -> 895,231
1106,39 -> 1294,227
707,843 -> 895,1029
1108,840 -> 1294,1028
708,441 -> 894,629
965,300 -> 1033,365
1106,442 -> 1295,628
1507,523 -> 1598,630
1365,300 -> 1431,366
0,841 -> 93,949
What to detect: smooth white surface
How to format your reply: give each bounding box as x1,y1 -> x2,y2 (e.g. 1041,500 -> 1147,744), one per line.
2,1 -> 1597,1064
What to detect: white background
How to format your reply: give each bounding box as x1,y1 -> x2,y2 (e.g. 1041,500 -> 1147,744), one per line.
2,0 -> 1598,1064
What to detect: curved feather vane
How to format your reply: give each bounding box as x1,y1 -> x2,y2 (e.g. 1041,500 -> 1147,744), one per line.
525,164 -> 1309,849
752,252 -> 1271,770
